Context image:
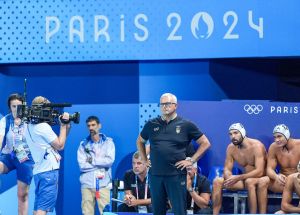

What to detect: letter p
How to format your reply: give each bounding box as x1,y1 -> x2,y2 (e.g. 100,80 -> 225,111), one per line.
45,16 -> 60,43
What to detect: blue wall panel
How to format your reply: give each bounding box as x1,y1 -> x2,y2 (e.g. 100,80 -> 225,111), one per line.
139,61 -> 227,102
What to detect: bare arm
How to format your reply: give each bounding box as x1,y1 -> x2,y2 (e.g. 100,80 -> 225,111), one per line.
223,146 -> 234,179
190,192 -> 210,209
266,145 -> 278,181
191,134 -> 211,163
136,135 -> 147,162
281,174 -> 300,213
51,123 -> 71,150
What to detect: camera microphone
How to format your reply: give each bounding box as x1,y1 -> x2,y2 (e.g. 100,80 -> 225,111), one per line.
42,103 -> 72,108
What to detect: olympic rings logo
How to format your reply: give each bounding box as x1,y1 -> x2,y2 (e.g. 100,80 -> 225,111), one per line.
243,104 -> 263,114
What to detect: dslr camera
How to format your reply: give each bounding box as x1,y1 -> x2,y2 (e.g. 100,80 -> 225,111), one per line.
17,103 -> 80,125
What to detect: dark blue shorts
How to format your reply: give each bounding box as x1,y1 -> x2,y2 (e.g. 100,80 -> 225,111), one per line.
0,153 -> 34,185
34,170 -> 59,212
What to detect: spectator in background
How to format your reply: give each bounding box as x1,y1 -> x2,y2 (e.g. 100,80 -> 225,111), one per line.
77,116 -> 115,215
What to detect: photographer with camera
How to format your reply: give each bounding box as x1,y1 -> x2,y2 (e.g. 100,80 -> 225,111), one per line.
0,93 -> 35,215
25,96 -> 71,215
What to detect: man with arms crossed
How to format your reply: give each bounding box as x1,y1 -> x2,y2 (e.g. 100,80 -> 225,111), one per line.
77,116 -> 115,215
137,93 -> 211,215
213,123 -> 268,214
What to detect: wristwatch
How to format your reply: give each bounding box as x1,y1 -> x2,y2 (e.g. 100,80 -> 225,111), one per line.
185,157 -> 195,164
187,187 -> 194,193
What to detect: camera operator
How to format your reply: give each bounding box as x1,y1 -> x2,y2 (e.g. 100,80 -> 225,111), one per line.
25,96 -> 71,215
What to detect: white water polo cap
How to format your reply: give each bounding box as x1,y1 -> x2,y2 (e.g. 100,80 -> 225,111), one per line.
229,123 -> 246,139
273,124 -> 290,140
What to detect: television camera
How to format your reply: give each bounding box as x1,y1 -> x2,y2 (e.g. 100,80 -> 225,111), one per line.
16,103 -> 80,125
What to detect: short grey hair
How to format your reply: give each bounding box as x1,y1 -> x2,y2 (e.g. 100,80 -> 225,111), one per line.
132,151 -> 141,160
160,93 -> 177,104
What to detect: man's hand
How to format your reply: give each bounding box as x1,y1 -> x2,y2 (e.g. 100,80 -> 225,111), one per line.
175,159 -> 192,170
276,174 -> 287,186
59,112 -> 70,125
224,175 -> 241,188
124,194 -> 137,207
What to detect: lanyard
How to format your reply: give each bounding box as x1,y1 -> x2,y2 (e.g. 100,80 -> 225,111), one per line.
191,173 -> 197,209
10,121 -> 24,148
135,173 -> 149,200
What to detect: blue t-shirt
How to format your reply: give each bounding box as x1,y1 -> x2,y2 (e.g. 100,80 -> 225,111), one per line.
140,116 -> 203,176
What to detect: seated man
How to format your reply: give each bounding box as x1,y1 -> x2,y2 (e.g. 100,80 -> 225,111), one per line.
118,151 -> 152,213
212,123 -> 268,214
267,124 -> 300,194
275,162 -> 300,214
186,158 -> 212,214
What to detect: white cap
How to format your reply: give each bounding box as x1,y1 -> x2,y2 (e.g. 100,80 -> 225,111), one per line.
273,124 -> 290,140
229,123 -> 246,139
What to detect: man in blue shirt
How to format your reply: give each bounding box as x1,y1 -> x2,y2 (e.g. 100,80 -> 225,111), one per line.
0,93 -> 35,215
137,93 -> 211,215
77,115 -> 115,215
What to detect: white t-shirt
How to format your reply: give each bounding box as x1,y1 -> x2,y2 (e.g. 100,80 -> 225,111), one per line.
26,122 -> 60,175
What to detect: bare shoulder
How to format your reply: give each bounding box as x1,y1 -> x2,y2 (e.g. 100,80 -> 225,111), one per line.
267,142 -> 277,154
293,138 -> 300,145
226,143 -> 235,155
249,138 -> 266,151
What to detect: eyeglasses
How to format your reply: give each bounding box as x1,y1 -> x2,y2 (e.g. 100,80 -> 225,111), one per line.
159,102 -> 177,107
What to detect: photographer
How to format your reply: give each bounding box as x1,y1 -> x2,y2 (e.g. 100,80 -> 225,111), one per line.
25,96 -> 71,215
0,93 -> 34,215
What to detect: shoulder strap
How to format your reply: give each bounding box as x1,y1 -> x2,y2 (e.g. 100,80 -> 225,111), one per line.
2,114 -> 12,151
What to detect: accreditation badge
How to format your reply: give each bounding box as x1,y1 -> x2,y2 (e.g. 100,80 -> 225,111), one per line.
138,206 -> 147,213
186,209 -> 194,214
15,143 -> 29,163
176,125 -> 181,134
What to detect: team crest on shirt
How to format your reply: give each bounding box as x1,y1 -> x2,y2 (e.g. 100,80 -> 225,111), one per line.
176,126 -> 181,134
154,127 -> 159,132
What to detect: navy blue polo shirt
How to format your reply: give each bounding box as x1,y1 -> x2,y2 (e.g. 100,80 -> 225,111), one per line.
140,116 -> 203,176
